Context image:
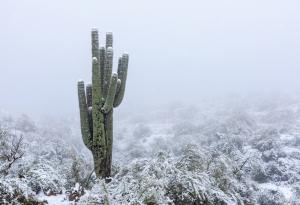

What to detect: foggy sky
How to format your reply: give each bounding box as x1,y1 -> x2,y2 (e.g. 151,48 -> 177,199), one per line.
0,0 -> 300,117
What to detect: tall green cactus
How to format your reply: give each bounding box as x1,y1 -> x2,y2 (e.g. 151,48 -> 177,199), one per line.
77,29 -> 129,178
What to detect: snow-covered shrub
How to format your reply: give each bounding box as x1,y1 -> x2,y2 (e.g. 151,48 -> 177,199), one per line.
250,160 -> 268,183
290,185 -> 300,205
251,129 -> 280,152
176,144 -> 207,172
257,189 -> 286,205
0,114 -> 93,203
165,179 -> 209,205
80,145 -> 250,205
261,149 -> 286,162
2,95 -> 300,204
265,162 -> 287,182
26,162 -> 64,195
66,154 -> 93,189
0,178 -> 42,205
0,128 -> 24,176
211,133 -> 245,157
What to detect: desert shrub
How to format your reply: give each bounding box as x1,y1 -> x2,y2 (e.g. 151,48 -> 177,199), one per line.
261,149 -> 286,162
251,163 -> 268,183
26,162 -> 64,195
265,163 -> 287,182
210,160 -> 231,192
213,134 -> 244,157
176,145 -> 207,172
0,128 -> 24,175
165,180 -> 210,205
252,129 -> 280,151
66,154 -> 93,189
0,179 -> 43,205
257,189 -> 286,205
289,185 -> 300,205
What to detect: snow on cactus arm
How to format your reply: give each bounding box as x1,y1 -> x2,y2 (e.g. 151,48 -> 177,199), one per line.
77,80 -> 92,149
102,73 -> 119,113
114,54 -> 129,107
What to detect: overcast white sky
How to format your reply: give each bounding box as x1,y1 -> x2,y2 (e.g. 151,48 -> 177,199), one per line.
0,0 -> 300,117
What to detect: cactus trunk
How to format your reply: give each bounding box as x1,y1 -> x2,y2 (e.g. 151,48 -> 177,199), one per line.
77,29 -> 129,178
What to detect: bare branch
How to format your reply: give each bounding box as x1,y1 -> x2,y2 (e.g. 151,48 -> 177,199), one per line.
0,133 -> 24,175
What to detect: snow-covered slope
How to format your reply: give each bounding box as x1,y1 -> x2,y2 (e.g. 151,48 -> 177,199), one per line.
1,95 -> 300,204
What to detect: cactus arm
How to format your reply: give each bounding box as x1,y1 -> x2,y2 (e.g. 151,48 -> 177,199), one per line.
102,73 -> 119,113
91,29 -> 103,104
91,29 -> 100,59
117,57 -> 122,73
117,57 -> 122,74
115,58 -> 122,94
77,81 -> 92,149
92,57 -> 103,105
86,84 -> 93,135
103,47 -> 113,98
86,84 -> 92,107
115,57 -> 122,94
116,79 -> 121,94
99,47 -> 106,94
87,106 -> 93,135
106,32 -> 113,49
114,54 -> 129,107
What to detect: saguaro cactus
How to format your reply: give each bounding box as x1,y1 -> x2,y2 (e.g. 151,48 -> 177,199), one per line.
77,29 -> 129,178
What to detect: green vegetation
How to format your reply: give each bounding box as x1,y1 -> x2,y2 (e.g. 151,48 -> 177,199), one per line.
77,29 -> 129,178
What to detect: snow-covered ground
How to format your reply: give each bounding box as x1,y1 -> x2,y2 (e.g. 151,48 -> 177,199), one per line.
1,95 -> 300,204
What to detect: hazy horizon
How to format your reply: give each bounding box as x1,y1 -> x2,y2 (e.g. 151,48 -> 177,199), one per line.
1,0 -> 300,118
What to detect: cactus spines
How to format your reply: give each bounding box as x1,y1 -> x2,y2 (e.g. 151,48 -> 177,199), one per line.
77,29 -> 129,178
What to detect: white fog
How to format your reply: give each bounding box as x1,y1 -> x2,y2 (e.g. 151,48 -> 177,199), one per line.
0,1 -> 300,204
